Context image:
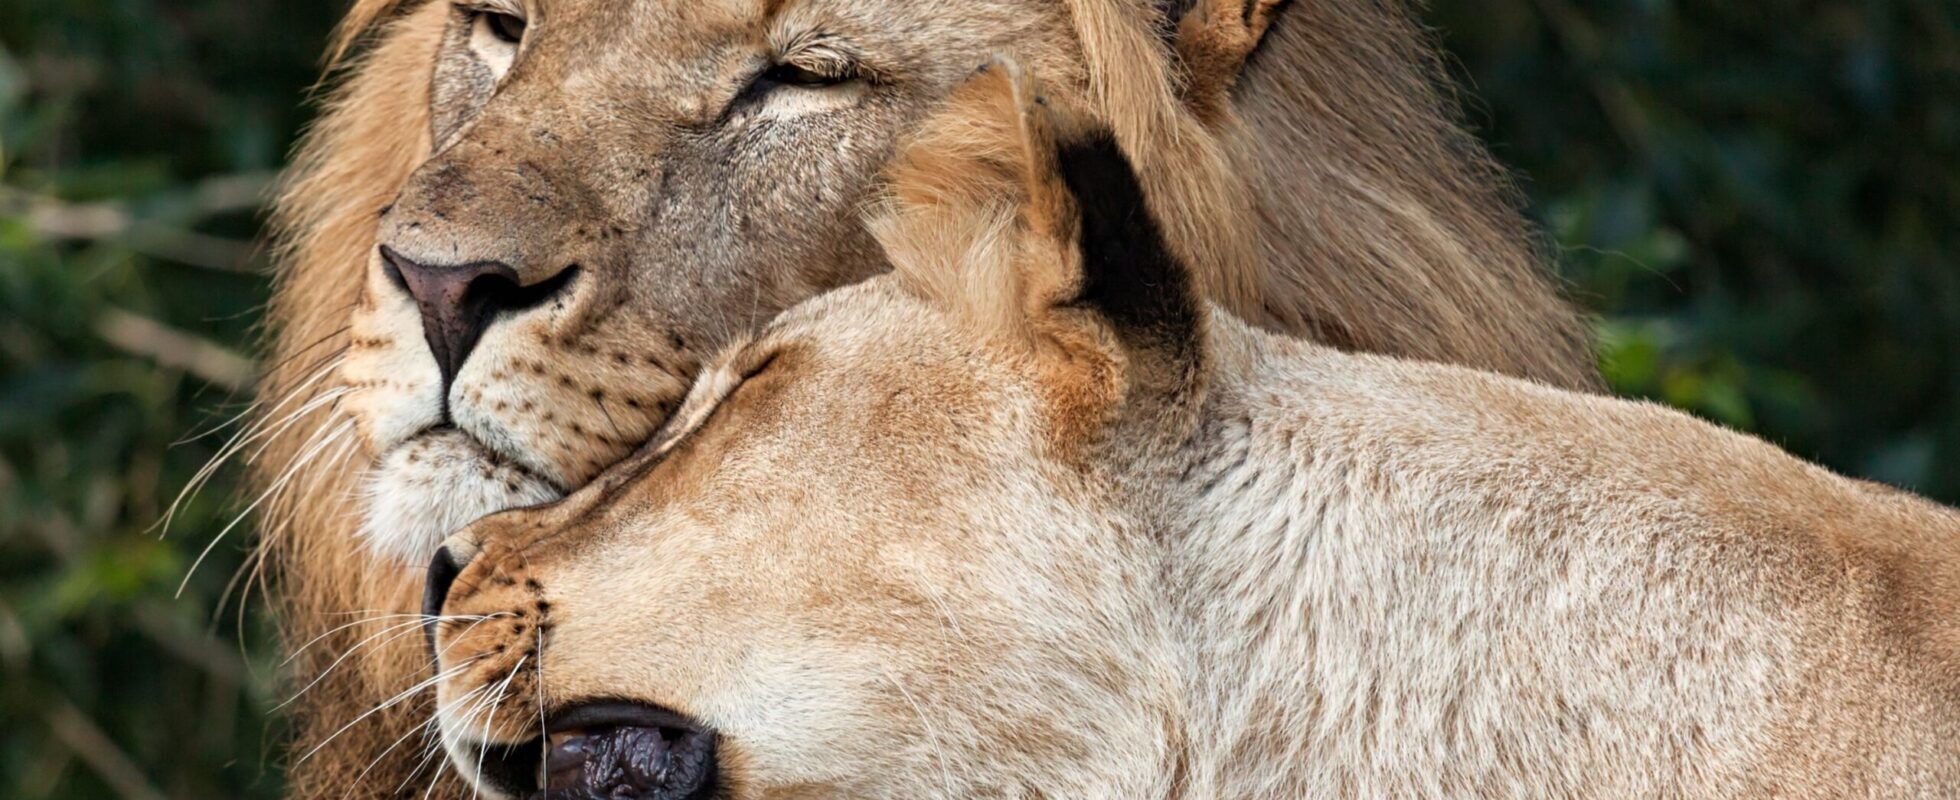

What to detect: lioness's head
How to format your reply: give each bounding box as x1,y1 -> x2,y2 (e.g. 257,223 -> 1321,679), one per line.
424,65 -> 1200,798
332,0 -> 1247,562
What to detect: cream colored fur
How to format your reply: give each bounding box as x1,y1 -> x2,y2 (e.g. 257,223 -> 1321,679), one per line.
420,67 -> 1960,798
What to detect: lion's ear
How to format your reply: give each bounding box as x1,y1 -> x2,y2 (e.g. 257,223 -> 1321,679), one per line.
1175,0 -> 1291,125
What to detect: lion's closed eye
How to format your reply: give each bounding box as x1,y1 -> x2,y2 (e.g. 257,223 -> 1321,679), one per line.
733,35 -> 878,120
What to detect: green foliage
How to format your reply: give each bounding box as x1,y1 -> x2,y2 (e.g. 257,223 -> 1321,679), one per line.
0,0 -> 1954,796
1,0 -> 336,796
1433,0 -> 1960,496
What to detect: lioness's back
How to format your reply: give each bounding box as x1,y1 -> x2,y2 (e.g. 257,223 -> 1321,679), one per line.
1215,322 -> 1960,794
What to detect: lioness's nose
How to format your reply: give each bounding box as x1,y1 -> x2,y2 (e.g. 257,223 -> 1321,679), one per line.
421,532 -> 484,646
421,543 -> 472,626
379,246 -> 578,388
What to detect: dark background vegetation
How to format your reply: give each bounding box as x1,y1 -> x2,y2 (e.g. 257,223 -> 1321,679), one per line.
2,0 -> 1954,796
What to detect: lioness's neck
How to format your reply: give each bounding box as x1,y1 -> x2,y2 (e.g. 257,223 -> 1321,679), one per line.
1155,314 -> 1541,796
1152,314 -> 1362,797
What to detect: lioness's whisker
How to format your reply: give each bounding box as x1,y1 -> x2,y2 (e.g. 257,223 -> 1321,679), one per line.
402,683 -> 492,798
535,624 -> 548,788
422,766 -> 468,800
283,613 -> 511,712
401,716 -> 455,797
298,656 -> 482,765
349,680 -> 495,795
882,664 -> 959,796
276,618 -> 448,710
470,655 -> 529,795
282,612 -> 497,667
445,678 -> 502,800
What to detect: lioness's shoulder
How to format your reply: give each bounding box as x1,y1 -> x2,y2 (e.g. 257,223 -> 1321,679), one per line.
1237,323 -> 1960,558
1244,329 -> 1960,673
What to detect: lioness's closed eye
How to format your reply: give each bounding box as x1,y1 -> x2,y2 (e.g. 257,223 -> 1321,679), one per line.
420,63 -> 1960,799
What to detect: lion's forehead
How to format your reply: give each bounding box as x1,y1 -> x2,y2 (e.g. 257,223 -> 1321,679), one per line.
539,0 -> 1073,85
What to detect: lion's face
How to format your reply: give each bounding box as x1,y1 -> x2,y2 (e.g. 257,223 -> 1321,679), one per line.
340,0 -> 1084,561
421,68 -> 1187,798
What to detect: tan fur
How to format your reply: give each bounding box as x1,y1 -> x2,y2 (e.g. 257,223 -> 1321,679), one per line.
257,0 -> 1598,794
423,70 -> 1960,797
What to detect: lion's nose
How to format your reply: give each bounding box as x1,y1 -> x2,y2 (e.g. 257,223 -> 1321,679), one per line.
379,245 -> 579,390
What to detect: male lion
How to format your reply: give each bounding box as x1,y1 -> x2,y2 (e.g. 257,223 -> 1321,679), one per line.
420,64 -> 1959,799
254,0 -> 1596,794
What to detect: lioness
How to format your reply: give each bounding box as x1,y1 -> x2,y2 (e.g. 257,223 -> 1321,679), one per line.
422,65 -> 1960,798
257,0 -> 1603,793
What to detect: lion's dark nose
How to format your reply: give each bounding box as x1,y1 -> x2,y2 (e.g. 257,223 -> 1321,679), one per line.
379,245 -> 578,389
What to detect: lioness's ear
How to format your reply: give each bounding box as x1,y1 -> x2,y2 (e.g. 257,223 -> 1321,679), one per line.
871,57 -> 1080,340
1052,128 -> 1203,359
874,57 -> 1206,441
876,57 -> 1199,349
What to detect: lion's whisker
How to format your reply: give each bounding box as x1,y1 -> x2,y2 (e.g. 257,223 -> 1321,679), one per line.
238,318 -> 353,410
178,417 -> 352,597
172,325 -> 348,455
158,360 -> 348,538
243,382 -> 350,467
162,380 -> 347,545
217,430 -> 364,636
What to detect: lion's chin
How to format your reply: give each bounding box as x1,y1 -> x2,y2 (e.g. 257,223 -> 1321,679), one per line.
358,428 -> 563,564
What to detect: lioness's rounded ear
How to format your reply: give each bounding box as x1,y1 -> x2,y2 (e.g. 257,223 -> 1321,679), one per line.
870,56 -> 1208,449
869,55 -> 1093,341
874,53 -> 1202,351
